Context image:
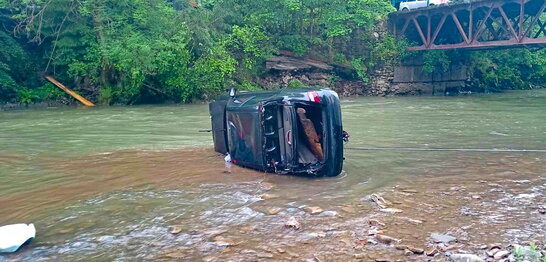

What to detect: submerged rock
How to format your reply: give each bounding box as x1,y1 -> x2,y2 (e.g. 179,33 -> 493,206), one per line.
368,228 -> 382,236
376,234 -> 399,245
369,194 -> 391,208
375,259 -> 393,262
425,247 -> 439,256
442,244 -> 463,251
398,216 -> 423,224
379,208 -> 403,214
400,188 -> 418,194
168,225 -> 183,235
286,250 -> 300,257
319,211 -> 338,217
367,238 -> 378,245
431,233 -> 457,244
257,252 -> 274,258
493,250 -> 509,260
408,246 -> 424,254
308,231 -> 326,238
303,206 -> 323,215
486,247 -> 500,257
267,208 -> 282,215
284,216 -> 301,229
261,193 -> 280,200
213,236 -> 237,247
449,254 -> 484,262
368,219 -> 385,227
395,245 -> 408,250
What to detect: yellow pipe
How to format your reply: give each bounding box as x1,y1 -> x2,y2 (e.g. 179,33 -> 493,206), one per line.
45,76 -> 95,107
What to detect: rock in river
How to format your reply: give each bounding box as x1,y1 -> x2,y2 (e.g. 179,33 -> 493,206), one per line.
408,246 -> 424,254
261,193 -> 280,200
284,216 -> 301,229
213,236 -> 237,247
379,208 -> 403,214
168,225 -> 183,235
395,245 -> 408,250
431,233 -> 457,244
369,194 -> 391,208
319,211 -> 338,217
486,248 -> 500,257
267,208 -> 282,215
425,247 -> 439,256
400,188 -> 418,194
257,252 -> 274,258
368,219 -> 385,227
303,206 -> 323,215
376,234 -> 399,245
493,250 -> 510,260
449,253 -> 484,262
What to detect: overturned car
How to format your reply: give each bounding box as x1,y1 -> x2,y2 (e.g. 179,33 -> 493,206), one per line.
209,88 -> 346,177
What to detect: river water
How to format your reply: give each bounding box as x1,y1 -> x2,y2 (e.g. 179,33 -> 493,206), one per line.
0,90 -> 545,261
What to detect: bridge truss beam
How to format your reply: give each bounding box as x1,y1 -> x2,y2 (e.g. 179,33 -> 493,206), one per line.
390,0 -> 546,50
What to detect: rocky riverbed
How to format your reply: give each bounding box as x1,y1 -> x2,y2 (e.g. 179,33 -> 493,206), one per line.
150,154 -> 546,261
2,91 -> 545,261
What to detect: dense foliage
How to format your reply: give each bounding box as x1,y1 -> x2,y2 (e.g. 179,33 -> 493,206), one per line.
468,49 -> 546,92
0,0 -> 397,104
420,48 -> 546,92
1,1 -> 544,104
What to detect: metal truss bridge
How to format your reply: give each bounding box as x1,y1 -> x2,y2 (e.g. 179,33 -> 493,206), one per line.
389,0 -> 546,50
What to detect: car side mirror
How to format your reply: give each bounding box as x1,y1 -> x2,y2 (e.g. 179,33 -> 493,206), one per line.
229,88 -> 236,98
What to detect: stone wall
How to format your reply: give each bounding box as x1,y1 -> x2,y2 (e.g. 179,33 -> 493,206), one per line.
362,61 -> 470,96
260,53 -> 470,97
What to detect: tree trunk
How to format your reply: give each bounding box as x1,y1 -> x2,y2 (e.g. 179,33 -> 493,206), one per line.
91,0 -> 110,89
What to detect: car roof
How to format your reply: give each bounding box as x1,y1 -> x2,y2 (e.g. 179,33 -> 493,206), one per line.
226,88 -> 330,109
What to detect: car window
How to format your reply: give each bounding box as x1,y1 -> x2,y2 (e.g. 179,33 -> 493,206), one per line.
227,112 -> 263,166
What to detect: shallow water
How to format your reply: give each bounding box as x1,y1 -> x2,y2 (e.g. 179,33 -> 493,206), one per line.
0,90 -> 545,260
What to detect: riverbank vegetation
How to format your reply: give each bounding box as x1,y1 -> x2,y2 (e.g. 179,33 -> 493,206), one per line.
1,0 -> 545,105
0,0 -> 397,104
421,48 -> 546,93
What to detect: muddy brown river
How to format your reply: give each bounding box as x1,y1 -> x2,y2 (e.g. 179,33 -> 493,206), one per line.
1,90 -> 545,261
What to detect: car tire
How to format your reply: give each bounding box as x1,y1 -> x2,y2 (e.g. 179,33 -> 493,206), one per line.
402,7 -> 409,11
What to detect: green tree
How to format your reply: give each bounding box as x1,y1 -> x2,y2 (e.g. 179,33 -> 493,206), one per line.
469,49 -> 546,92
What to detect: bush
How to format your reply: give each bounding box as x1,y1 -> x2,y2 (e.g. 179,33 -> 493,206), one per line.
469,49 -> 546,92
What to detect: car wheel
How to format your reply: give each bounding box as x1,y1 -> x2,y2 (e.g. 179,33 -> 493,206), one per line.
402,7 -> 409,11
